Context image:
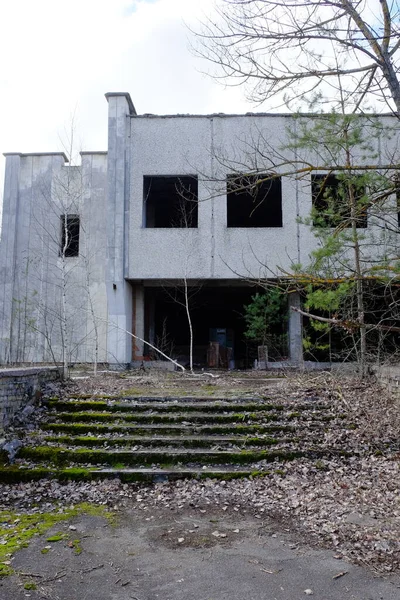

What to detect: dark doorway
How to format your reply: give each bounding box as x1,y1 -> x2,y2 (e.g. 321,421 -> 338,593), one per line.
144,285 -> 288,368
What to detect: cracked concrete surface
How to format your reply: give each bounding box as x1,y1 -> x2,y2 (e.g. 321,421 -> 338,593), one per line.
1,508 -> 399,600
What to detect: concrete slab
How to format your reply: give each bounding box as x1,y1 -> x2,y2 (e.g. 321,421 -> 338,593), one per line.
1,507 -> 399,600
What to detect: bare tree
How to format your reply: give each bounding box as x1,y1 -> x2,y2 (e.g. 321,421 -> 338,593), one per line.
162,181 -> 201,373
194,0 -> 400,112
27,124 -> 106,377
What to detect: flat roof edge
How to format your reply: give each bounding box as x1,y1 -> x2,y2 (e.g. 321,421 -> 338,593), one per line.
80,151 -> 107,156
133,112 -> 397,119
3,152 -> 69,161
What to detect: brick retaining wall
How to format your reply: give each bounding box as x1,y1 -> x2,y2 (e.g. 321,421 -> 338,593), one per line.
0,367 -> 60,434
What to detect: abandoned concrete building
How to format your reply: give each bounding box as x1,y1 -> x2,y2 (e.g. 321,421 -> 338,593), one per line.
0,92 -> 399,369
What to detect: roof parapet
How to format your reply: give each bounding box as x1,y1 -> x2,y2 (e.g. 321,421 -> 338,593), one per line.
105,92 -> 136,116
3,152 -> 68,162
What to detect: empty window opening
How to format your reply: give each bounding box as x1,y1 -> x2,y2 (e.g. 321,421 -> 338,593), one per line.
60,214 -> 80,257
311,174 -> 367,228
226,174 -> 283,227
144,176 -> 198,228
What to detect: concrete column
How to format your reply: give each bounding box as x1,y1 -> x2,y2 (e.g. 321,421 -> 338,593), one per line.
105,92 -> 136,366
0,154 -> 21,363
288,292 -> 303,365
132,284 -> 145,360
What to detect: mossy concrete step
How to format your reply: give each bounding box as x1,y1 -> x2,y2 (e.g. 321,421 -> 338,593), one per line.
66,394 -> 279,402
18,445 -> 341,467
0,465 -> 282,484
48,399 -> 330,413
49,411 -> 333,424
40,434 -> 308,449
41,422 -> 303,435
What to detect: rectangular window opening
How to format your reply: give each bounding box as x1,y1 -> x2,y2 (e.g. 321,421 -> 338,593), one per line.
143,175 -> 198,228
60,214 -> 80,257
311,174 -> 367,228
226,174 -> 283,227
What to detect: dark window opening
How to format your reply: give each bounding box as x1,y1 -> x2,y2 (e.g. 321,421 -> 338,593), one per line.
311,174 -> 367,228
144,176 -> 198,228
226,174 -> 283,227
60,214 -> 80,257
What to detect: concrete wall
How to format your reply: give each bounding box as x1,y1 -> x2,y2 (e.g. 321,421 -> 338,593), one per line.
0,366 -> 59,433
127,113 -> 400,281
0,151 -> 108,365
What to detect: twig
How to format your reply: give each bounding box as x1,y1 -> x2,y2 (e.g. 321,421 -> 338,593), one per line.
41,571 -> 67,583
78,563 -> 104,574
333,570 -> 348,580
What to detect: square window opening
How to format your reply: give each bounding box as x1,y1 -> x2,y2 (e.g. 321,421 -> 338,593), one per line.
226,174 -> 283,227
143,176 -> 198,228
311,174 -> 367,228
60,214 -> 80,257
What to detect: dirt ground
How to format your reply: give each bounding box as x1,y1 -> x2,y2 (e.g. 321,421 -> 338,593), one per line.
1,505 -> 400,600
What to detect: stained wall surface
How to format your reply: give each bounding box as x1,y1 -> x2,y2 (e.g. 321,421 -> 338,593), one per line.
1,92 -> 399,366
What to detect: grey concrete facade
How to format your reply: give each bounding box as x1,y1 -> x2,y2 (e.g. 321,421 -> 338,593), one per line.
1,93 -> 399,368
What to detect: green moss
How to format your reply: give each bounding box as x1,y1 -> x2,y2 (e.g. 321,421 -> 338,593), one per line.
0,503 -> 113,577
71,539 -> 82,555
0,563 -> 12,576
42,422 -> 296,436
50,400 -> 287,414
19,445 -> 307,467
249,470 -> 266,478
54,411 -> 280,424
46,532 -> 67,542
24,582 -> 37,590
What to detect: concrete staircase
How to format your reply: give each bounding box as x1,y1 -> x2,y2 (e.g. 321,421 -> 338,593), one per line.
0,394 -> 345,483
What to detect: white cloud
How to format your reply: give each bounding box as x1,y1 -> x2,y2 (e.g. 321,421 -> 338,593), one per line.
0,0 -> 254,218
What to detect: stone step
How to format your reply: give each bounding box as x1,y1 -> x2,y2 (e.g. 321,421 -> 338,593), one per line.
18,445 -> 343,467
39,434 -> 313,449
48,399 -> 330,413
0,465 -> 284,484
66,394 -> 280,402
40,422 -> 304,435
3,392 -> 341,483
49,410 -> 333,424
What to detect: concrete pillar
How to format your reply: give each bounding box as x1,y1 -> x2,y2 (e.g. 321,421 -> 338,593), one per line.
105,92 -> 136,366
0,154 -> 21,363
288,292 -> 303,365
132,284 -> 145,360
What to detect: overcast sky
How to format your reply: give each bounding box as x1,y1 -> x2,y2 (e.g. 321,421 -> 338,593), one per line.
0,0 -> 261,214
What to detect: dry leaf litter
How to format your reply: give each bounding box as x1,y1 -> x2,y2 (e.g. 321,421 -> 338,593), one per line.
0,371 -> 399,574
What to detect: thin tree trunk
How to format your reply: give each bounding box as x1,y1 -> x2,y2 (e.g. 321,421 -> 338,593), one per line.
344,135 -> 367,377
85,260 -> 98,376
184,277 -> 194,373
